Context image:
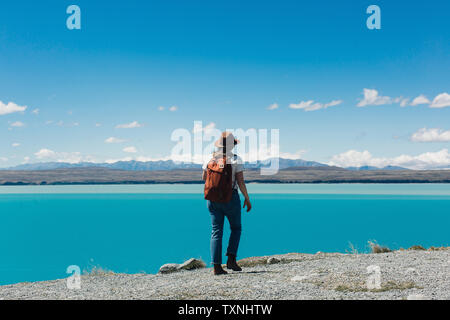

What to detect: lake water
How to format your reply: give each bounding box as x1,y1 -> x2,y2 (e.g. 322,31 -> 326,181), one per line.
1,184 -> 449,285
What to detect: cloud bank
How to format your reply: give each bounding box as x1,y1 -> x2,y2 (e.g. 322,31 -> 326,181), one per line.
289,99 -> 342,111
358,89 -> 450,108
328,149 -> 450,170
34,148 -> 94,163
430,93 -> 450,108
411,128 -> 450,142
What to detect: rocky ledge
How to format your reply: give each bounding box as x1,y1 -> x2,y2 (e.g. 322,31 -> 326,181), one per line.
0,249 -> 449,300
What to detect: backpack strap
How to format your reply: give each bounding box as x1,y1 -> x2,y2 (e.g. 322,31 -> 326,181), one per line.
232,154 -> 238,190
223,137 -> 227,155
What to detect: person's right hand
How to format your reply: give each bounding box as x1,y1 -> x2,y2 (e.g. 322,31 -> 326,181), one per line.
243,198 -> 252,212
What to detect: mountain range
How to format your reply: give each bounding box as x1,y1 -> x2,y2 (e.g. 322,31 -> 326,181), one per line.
1,158 -> 410,171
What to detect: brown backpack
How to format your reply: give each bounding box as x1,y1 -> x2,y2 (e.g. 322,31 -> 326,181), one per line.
204,154 -> 234,203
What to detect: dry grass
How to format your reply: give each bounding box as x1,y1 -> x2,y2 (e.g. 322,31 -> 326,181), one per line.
346,242 -> 359,255
334,281 -> 421,293
408,245 -> 426,251
83,266 -> 115,276
345,241 -> 449,254
238,244 -> 449,269
237,256 -> 269,267
427,246 -> 450,251
237,254 -> 276,267
368,240 -> 392,254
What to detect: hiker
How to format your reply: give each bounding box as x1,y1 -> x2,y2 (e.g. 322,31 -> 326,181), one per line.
202,131 -> 252,275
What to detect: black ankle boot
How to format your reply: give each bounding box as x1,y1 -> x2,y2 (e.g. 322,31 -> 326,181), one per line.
226,254 -> 242,271
213,264 -> 228,275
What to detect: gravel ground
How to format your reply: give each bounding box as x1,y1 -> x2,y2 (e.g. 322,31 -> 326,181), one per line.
1,250 -> 449,300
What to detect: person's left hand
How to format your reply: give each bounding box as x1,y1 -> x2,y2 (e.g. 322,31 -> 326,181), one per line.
243,198 -> 252,212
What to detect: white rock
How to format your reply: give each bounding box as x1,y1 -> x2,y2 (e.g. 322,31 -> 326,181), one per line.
291,273 -> 318,282
291,275 -> 308,281
158,263 -> 179,274
177,258 -> 206,271
267,257 -> 280,264
405,267 -> 417,274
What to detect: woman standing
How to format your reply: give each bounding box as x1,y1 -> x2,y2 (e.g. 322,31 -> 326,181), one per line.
202,132 -> 252,275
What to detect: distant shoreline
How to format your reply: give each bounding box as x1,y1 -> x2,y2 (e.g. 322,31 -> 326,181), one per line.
2,180 -> 450,186
1,167 -> 450,186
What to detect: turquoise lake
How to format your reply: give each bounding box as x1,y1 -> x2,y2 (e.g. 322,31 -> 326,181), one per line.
0,183 -> 449,285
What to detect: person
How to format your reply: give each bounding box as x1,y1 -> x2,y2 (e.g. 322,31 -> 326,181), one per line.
202,131 -> 252,275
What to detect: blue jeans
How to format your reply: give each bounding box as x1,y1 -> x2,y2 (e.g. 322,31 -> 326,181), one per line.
207,189 -> 242,264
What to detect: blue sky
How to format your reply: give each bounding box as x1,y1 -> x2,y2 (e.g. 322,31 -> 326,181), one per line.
0,0 -> 449,169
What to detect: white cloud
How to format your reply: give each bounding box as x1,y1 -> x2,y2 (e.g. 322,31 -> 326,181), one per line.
32,108 -> 40,115
267,103 -> 279,110
115,121 -> 143,129
357,89 -> 392,107
358,90 -> 450,108
44,120 -> 73,127
0,101 -> 27,115
430,93 -> 450,108
35,148 -> 57,159
12,143 -> 20,147
279,150 -> 307,160
103,155 -> 173,163
34,148 -> 93,163
399,98 -> 410,107
410,95 -> 431,106
123,146 -> 137,153
328,149 -> 450,170
235,143 -> 306,163
103,148 -> 304,166
157,105 -> 178,111
105,137 -> 125,144
10,121 -> 25,127
104,157 -> 134,164
0,157 -> 8,162
411,128 -> 450,142
329,150 -> 377,168
95,123 -> 102,127
289,99 -> 342,111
